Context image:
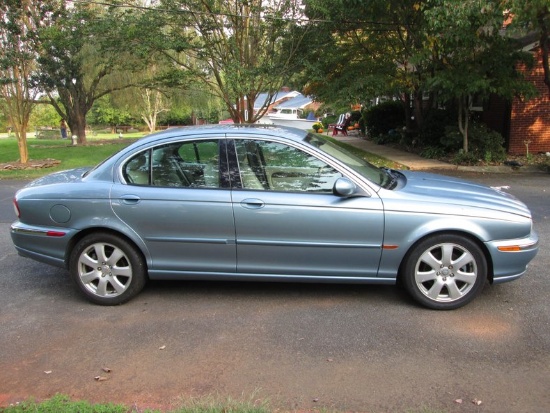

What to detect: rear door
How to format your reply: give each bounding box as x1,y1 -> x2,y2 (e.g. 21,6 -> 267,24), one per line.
111,138 -> 236,276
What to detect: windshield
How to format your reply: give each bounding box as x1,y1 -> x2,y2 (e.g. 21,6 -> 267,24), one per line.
304,134 -> 390,187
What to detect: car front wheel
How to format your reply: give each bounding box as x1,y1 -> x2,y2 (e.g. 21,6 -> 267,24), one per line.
402,234 -> 487,310
69,232 -> 147,305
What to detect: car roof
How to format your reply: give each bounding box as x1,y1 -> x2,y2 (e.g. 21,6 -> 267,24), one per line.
135,124 -> 310,146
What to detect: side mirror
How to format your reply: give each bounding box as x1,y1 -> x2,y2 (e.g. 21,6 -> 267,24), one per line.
333,177 -> 357,197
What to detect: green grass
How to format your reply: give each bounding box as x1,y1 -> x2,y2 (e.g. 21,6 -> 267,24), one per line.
0,394 -> 449,413
0,133 -> 143,180
0,394 -> 271,413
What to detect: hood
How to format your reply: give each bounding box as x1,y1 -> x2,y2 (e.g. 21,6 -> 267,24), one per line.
398,170 -> 531,218
24,167 -> 91,188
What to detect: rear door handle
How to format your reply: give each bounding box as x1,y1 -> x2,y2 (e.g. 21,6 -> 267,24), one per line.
120,195 -> 141,205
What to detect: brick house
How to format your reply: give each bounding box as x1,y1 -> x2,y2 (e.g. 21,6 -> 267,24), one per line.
483,35 -> 550,155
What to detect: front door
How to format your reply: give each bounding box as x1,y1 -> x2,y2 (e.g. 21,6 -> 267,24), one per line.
231,138 -> 384,278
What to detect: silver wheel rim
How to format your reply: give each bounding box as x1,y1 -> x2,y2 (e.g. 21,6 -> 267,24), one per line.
77,242 -> 133,298
414,242 -> 478,303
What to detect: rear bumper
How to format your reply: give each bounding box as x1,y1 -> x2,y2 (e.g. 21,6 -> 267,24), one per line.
10,221 -> 73,269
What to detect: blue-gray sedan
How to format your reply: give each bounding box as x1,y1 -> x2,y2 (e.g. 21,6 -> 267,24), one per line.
10,125 -> 538,309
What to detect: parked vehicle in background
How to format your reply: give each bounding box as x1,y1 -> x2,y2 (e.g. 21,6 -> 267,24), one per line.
10,125 -> 538,309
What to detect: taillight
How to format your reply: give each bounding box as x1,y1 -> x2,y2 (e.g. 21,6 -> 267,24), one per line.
13,198 -> 20,218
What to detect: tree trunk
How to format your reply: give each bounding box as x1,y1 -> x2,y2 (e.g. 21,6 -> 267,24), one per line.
66,104 -> 88,144
457,96 -> 469,153
14,126 -> 29,164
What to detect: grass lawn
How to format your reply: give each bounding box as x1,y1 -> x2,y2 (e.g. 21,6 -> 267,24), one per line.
0,132 -> 145,180
0,131 -> 399,181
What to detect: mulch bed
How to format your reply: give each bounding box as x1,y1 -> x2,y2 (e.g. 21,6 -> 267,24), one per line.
0,159 -> 61,171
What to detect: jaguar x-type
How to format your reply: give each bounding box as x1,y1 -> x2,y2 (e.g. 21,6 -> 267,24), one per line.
11,125 -> 538,309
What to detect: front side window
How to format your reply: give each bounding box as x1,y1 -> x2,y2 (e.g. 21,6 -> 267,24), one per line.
123,140 -> 220,188
235,139 -> 342,193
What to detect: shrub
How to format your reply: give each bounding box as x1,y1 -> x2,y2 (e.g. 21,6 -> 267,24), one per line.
363,101 -> 405,138
420,146 -> 447,159
443,122 -> 506,164
418,109 -> 454,147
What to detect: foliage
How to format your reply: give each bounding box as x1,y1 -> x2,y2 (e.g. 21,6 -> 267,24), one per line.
301,0 -> 538,156
128,0 -> 310,123
33,2 -> 145,144
419,146 -> 446,160
363,101 -> 405,138
417,109 -> 454,147
30,101 -> 61,130
88,96 -> 135,130
423,0 -> 536,152
443,122 -> 507,164
159,107 -> 193,126
503,0 -> 550,94
0,0 -> 49,163
300,0 -> 431,130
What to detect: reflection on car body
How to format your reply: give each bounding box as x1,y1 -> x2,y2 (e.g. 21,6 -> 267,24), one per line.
10,125 -> 538,309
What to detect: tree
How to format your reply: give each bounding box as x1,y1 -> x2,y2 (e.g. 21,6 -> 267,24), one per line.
301,0 -> 433,130
133,0 -> 309,123
88,95 -> 133,133
424,0 -> 535,153
34,2 -> 140,144
0,0 -> 45,163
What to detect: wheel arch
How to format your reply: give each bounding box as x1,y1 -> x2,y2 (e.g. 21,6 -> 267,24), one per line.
396,229 -> 494,285
64,227 -> 150,276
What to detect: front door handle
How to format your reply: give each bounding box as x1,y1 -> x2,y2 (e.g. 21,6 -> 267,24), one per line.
240,198 -> 265,209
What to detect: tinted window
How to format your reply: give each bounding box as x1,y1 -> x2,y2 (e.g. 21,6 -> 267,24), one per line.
235,139 -> 342,193
124,140 -> 220,188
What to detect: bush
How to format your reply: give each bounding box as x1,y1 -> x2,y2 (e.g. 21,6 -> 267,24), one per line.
443,122 -> 506,164
363,101 -> 405,138
420,146 -> 447,159
418,109 -> 454,147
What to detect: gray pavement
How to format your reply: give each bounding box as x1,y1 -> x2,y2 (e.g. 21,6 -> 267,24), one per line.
334,135 -> 544,173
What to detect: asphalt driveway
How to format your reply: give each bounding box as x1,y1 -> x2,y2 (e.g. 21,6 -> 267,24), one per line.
0,172 -> 549,413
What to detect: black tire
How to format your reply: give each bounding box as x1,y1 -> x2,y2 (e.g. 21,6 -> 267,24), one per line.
402,234 -> 487,310
69,232 -> 147,305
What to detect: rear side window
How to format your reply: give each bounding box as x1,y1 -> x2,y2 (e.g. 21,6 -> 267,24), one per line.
123,140 -> 221,188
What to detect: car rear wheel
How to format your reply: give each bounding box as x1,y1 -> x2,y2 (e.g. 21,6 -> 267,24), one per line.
69,232 -> 146,305
402,234 -> 487,310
